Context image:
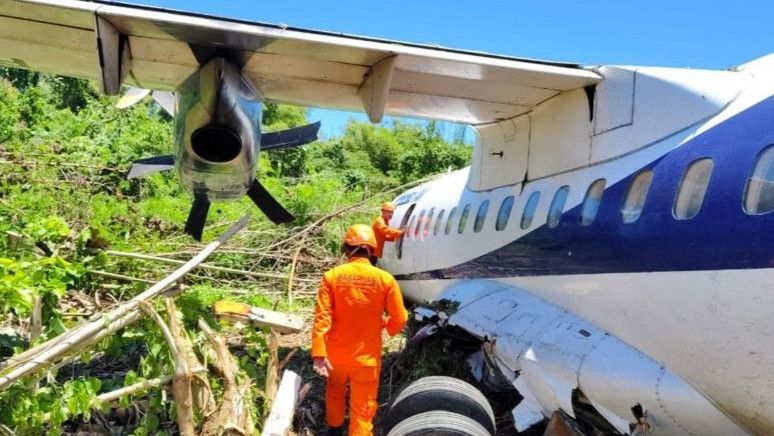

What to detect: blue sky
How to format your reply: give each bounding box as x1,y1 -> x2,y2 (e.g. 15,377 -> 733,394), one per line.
122,0 -> 774,139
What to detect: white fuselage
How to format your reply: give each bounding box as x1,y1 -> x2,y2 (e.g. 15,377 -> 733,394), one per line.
379,55 -> 774,434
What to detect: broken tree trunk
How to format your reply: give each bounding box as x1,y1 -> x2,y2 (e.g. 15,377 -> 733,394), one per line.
0,214 -> 250,390
199,319 -> 255,436
265,330 -> 280,411
140,301 -> 195,436
165,298 -> 216,417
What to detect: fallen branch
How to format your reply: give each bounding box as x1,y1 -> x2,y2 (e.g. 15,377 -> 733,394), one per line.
88,269 -> 155,284
106,250 -> 315,282
199,319 -> 255,436
141,301 -> 194,436
0,215 -> 251,389
100,374 -> 173,403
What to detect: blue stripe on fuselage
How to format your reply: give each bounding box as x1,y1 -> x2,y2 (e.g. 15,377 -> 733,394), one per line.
398,94 -> 774,280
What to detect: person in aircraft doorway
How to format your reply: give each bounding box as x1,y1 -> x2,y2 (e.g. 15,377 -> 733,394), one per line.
311,224 -> 409,436
371,202 -> 405,264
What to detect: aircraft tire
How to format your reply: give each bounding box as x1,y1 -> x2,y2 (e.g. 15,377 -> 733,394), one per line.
382,376 -> 496,434
386,411 -> 492,436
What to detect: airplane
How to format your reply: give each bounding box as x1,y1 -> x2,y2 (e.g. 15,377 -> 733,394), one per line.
0,0 -> 772,434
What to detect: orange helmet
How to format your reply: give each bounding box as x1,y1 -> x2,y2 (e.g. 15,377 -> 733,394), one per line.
344,224 -> 377,250
381,201 -> 396,212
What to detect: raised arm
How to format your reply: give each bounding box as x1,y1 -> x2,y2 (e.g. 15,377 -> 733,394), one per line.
374,217 -> 404,242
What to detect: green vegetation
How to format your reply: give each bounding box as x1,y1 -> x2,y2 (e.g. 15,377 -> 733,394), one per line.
0,68 -> 471,434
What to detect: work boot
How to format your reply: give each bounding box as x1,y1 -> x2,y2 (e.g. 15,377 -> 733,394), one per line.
326,427 -> 344,436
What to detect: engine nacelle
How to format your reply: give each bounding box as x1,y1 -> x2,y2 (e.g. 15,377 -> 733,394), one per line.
174,57 -> 263,201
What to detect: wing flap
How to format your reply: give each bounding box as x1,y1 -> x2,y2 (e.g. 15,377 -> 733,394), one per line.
0,0 -> 603,124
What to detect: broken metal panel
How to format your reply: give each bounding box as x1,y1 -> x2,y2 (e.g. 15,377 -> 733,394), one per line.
519,347 -> 576,419
422,279 -> 748,435
437,280 -> 507,309
512,376 -> 549,432
588,399 -> 632,435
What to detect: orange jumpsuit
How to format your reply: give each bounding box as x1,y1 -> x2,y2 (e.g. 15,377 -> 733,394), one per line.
372,216 -> 404,258
312,257 -> 408,435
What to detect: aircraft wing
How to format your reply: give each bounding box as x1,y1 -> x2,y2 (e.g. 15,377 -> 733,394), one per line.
0,0 -> 602,124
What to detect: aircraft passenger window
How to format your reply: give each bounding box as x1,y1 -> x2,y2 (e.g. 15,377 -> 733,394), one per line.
413,210 -> 426,240
547,186 -> 570,228
434,209 -> 446,236
474,200 -> 490,233
621,170 -> 653,223
496,196 -> 515,231
674,158 -> 713,220
458,204 -> 471,234
423,208 -> 435,239
520,191 -> 541,229
396,203 -> 415,259
744,145 -> 774,215
580,179 -> 606,226
445,207 -> 458,235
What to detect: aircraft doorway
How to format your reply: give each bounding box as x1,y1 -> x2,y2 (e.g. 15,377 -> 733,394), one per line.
396,203 -> 416,259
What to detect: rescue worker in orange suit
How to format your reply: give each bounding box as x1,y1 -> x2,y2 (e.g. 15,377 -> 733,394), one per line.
372,202 -> 405,260
311,224 -> 409,436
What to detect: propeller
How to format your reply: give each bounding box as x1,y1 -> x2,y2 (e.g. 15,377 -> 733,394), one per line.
116,86 -> 177,117
125,118 -> 318,240
126,155 -> 175,179
246,179 -> 294,224
184,193 -> 211,241
260,121 -> 321,151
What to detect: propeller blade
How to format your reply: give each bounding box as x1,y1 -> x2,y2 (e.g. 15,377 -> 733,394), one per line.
246,180 -> 294,224
116,86 -> 151,109
184,194 -> 211,241
260,122 -> 321,151
151,91 -> 177,117
126,155 -> 175,179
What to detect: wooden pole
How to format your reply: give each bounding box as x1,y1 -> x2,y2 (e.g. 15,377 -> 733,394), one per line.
0,214 -> 250,390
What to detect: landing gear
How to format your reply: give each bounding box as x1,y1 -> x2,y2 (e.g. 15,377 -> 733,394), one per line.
382,376 -> 496,435
385,411 -> 491,436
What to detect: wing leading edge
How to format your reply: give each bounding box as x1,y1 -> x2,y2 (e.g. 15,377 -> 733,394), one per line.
0,0 -> 602,124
